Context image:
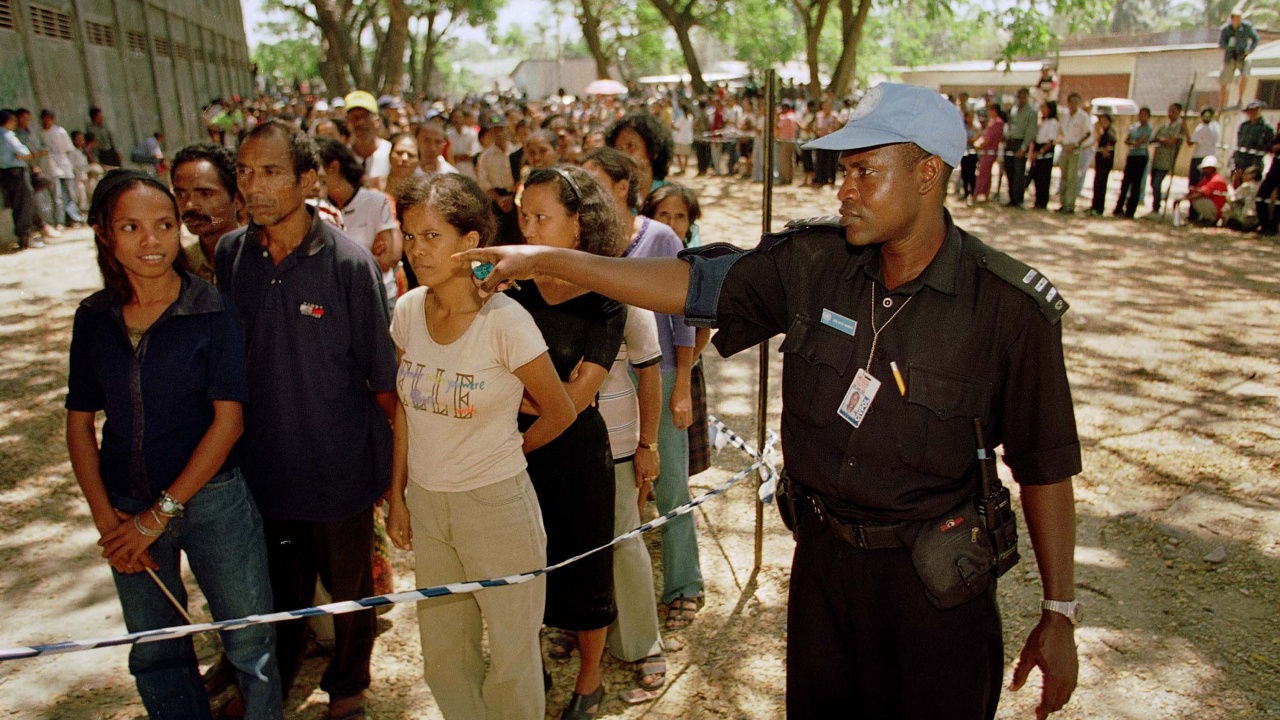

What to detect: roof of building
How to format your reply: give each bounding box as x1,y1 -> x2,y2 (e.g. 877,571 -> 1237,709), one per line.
894,60 -> 1043,74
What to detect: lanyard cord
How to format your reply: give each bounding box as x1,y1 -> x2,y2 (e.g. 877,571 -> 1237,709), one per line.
865,284 -> 914,372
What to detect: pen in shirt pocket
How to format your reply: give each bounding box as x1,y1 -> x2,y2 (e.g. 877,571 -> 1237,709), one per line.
889,361 -> 906,396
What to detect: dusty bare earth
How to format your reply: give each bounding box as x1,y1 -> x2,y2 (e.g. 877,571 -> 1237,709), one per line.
1,169 -> 1279,719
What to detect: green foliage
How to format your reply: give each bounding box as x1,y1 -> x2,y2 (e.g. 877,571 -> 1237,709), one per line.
984,0 -> 1108,67
253,36 -> 322,82
723,0 -> 800,70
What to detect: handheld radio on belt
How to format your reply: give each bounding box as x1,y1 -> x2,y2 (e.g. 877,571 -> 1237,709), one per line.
973,418 -> 1020,576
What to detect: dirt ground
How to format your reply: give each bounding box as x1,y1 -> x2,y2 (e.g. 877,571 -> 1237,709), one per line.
0,169 -> 1278,719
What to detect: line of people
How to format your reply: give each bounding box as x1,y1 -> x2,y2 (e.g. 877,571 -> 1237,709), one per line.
951,85 -> 1280,234
65,98 -> 715,720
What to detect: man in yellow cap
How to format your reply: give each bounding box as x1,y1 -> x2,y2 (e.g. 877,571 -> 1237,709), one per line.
343,90 -> 391,191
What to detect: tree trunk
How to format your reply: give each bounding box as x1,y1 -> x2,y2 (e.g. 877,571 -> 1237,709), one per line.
318,36 -> 349,95
407,22 -> 420,95
313,0 -> 368,89
799,0 -> 832,100
420,14 -> 439,98
649,0 -> 708,95
577,0 -> 612,79
378,0 -> 410,94
827,0 -> 871,97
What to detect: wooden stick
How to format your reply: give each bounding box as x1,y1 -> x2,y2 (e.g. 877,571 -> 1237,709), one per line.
146,567 -> 194,625
754,69 -> 777,575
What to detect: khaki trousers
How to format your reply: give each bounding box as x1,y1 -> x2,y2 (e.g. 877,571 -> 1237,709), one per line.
407,472 -> 547,720
607,460 -> 665,662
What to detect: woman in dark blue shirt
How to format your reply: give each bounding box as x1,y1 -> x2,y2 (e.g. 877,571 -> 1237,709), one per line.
65,170 -> 282,720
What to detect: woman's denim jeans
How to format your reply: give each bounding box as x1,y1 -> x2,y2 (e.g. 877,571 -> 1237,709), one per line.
111,468 -> 283,719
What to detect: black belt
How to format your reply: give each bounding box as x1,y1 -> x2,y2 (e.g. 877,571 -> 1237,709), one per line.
791,480 -> 904,550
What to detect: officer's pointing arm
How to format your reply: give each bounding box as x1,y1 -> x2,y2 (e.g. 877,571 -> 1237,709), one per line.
455,246 -> 692,316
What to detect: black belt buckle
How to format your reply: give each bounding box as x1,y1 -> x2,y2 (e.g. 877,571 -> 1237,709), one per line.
849,524 -> 872,550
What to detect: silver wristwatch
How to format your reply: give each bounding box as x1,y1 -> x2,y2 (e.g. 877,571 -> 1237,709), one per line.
1041,599 -> 1082,625
156,491 -> 185,518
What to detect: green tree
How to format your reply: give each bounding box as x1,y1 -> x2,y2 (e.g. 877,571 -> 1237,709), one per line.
571,0 -> 676,80
253,36 -> 323,89
646,0 -> 728,94
409,0 -> 504,97
723,0 -> 799,72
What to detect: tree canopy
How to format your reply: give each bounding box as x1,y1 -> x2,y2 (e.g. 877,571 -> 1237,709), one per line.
251,0 -> 1264,97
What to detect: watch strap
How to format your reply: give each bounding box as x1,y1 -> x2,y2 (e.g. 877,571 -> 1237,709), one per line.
1040,599 -> 1081,624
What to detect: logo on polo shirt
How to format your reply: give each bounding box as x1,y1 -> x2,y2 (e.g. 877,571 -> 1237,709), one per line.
299,302 -> 325,319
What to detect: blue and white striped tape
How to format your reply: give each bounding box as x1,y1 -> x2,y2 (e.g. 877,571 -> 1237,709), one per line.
0,422 -> 777,662
708,414 -> 780,502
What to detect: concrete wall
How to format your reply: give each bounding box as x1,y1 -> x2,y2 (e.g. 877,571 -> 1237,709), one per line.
0,0 -> 253,154
1,0 -> 252,243
512,58 -> 614,100
1132,48 -> 1221,111
1060,74 -> 1131,105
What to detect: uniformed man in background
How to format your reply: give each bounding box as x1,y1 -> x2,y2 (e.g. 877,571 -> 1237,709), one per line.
461,83 -> 1081,720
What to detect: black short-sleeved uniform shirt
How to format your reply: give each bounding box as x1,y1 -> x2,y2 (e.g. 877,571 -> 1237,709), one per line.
216,208 -> 398,523
683,213 -> 1081,522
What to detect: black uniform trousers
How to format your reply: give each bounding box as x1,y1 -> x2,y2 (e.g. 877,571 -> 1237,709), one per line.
0,167 -> 36,244
1114,154 -> 1147,217
1256,160 -> 1280,234
264,506 -> 376,700
786,504 -> 1004,720
1091,155 -> 1114,214
1003,149 -> 1028,206
960,154 -> 978,198
1031,153 -> 1054,209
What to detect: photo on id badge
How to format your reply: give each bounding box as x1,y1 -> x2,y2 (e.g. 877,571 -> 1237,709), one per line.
838,368 -> 881,428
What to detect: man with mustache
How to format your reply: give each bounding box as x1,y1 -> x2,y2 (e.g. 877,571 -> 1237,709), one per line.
216,120 -> 397,720
172,143 -> 240,285
460,83 -> 1082,720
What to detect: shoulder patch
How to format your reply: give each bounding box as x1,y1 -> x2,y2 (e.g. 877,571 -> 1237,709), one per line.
979,247 -> 1069,324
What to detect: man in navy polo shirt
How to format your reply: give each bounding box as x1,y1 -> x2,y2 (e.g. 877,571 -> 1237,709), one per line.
216,120 -> 397,720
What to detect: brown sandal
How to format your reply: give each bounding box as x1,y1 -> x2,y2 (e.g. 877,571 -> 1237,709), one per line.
664,597 -> 699,631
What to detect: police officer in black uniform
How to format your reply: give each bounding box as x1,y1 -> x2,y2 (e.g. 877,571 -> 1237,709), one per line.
462,83 -> 1082,720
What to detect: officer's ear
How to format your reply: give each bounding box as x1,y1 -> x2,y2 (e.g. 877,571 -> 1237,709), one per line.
916,154 -> 947,198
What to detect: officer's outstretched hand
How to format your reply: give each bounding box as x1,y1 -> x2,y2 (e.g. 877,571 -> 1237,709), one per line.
453,245 -> 547,293
1010,612 -> 1078,719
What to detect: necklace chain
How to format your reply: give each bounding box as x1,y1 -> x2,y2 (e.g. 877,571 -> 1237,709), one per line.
865,284 -> 914,371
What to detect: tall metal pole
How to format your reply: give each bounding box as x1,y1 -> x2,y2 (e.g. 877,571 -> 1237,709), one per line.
753,70 -> 777,574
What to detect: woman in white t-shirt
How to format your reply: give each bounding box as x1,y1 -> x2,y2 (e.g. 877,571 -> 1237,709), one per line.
385,173 -> 575,720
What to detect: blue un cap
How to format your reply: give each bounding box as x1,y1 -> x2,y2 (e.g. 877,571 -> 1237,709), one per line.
804,83 -> 966,168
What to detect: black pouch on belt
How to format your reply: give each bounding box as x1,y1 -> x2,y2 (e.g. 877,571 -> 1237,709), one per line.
896,497 -> 996,610
776,472 -> 798,537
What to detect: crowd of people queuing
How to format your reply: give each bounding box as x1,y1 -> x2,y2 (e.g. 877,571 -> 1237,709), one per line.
53,83 -> 754,720
20,62 -> 1280,717
950,68 -> 1280,234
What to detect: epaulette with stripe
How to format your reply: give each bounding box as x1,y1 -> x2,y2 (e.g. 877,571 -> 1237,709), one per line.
978,247 -> 1069,324
784,215 -> 843,230
755,216 -> 843,251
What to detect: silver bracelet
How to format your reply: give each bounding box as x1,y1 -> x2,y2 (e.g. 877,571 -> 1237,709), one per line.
133,513 -> 161,538
149,508 -> 169,530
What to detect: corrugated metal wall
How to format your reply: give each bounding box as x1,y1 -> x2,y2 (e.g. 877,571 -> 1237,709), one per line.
0,0 -> 254,154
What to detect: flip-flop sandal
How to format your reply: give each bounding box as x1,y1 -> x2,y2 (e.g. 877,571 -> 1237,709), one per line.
547,628 -> 577,660
620,687 -> 662,705
664,597 -> 699,631
634,655 -> 666,691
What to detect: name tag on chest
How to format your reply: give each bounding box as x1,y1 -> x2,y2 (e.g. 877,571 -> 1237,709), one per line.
820,308 -> 857,337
